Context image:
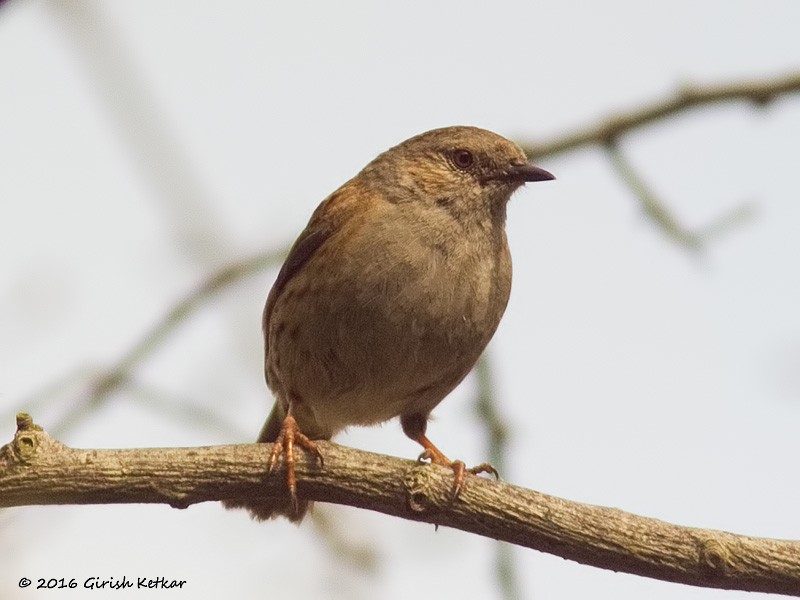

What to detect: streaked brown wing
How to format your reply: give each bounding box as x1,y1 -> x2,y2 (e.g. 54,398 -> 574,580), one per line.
262,184 -> 364,388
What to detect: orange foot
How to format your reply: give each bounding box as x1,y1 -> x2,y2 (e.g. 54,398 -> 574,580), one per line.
267,414 -> 324,515
415,434 -> 499,499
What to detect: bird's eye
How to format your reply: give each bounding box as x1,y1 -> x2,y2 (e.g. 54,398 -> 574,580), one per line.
451,149 -> 474,170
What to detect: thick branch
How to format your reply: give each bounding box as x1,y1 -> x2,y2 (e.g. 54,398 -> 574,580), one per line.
2,415 -> 799,596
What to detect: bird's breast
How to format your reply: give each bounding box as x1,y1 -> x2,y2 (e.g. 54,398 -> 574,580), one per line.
266,202 -> 512,435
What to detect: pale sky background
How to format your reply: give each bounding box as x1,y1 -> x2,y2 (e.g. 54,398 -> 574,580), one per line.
1,1 -> 799,599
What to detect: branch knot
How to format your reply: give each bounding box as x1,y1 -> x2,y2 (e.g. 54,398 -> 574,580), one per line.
697,536 -> 735,576
403,464 -> 448,514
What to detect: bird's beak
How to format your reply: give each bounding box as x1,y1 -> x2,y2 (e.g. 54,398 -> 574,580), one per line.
507,163 -> 555,183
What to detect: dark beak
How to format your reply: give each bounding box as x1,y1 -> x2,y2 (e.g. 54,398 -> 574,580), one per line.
507,162 -> 555,183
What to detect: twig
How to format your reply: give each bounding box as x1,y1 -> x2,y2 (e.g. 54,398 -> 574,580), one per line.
474,355 -> 520,600
520,72 -> 800,160
3,415 -> 799,596
46,0 -> 230,266
46,249 -> 285,437
605,142 -> 702,250
311,507 -> 380,574
605,142 -> 755,250
124,380 -> 246,440
517,72 -> 796,250
475,355 -> 510,470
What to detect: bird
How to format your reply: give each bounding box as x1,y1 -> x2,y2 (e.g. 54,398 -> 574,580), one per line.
223,126 -> 554,521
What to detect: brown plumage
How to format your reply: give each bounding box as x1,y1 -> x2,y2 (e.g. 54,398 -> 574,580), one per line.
223,126 -> 554,521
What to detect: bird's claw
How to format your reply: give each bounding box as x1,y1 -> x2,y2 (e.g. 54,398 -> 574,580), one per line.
266,414 -> 323,515
417,450 -> 498,500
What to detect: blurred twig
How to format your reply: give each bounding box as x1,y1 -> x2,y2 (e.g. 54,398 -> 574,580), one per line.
604,142 -> 756,251
46,0 -> 231,267
605,141 -> 701,249
519,72 -> 798,250
311,507 -> 380,575
38,250 -> 285,438
474,355 -> 519,600
475,355 -> 510,471
125,380 -> 246,441
521,72 -> 800,160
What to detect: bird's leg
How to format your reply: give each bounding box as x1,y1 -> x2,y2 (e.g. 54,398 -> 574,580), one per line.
414,433 -> 498,499
402,413 -> 498,500
266,405 -> 324,516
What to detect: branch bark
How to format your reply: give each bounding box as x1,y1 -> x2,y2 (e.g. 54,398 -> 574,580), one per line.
3,415 -> 799,596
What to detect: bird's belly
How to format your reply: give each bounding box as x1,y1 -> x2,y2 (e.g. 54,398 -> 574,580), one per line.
267,232 -> 510,437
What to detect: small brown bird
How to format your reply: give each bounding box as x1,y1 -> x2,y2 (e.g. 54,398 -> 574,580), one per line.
225,126 -> 554,521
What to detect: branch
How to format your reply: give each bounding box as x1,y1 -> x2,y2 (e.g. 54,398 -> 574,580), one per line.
3,415 -> 799,596
520,71 -> 800,159
518,73 -> 800,251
